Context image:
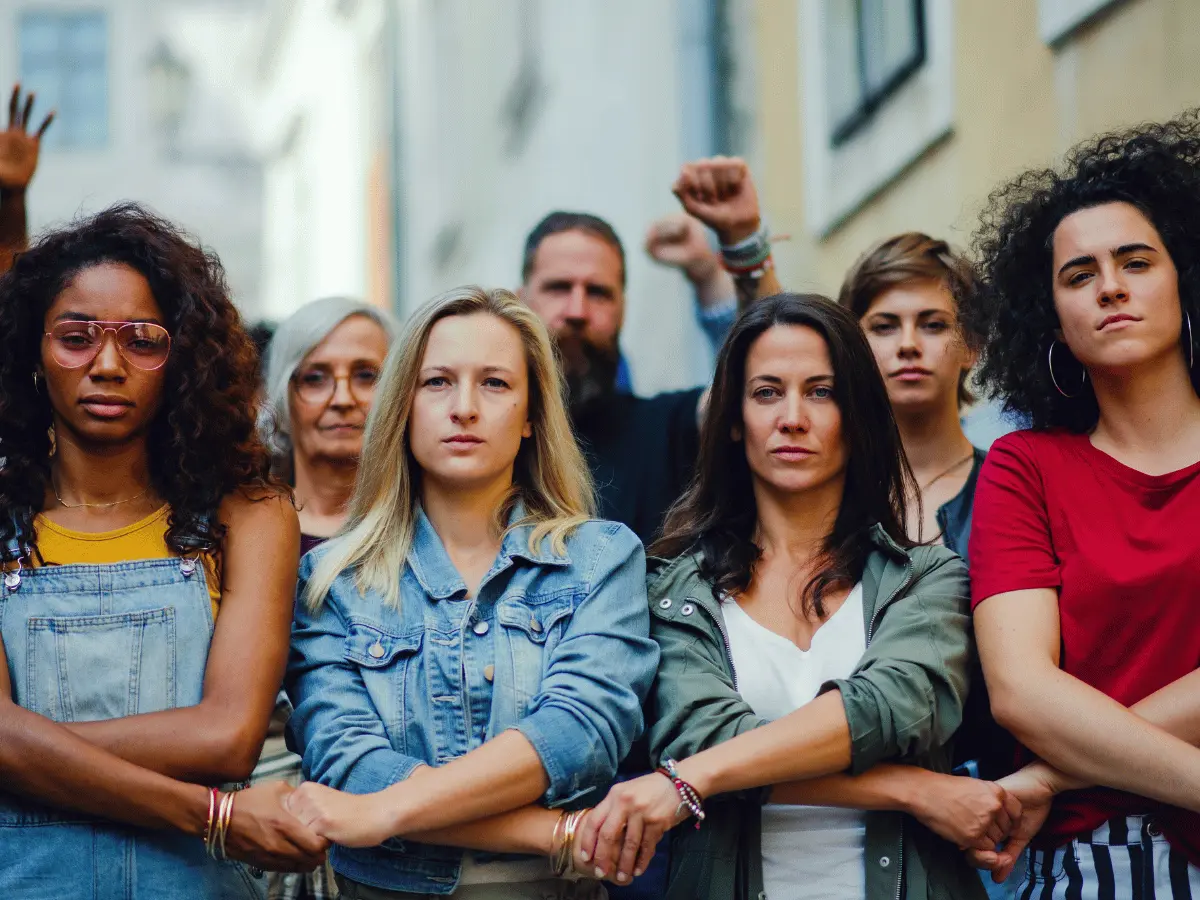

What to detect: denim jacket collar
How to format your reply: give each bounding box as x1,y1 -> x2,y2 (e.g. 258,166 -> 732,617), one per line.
405,500 -> 572,600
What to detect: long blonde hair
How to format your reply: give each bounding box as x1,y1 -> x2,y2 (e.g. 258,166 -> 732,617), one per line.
304,286 -> 594,608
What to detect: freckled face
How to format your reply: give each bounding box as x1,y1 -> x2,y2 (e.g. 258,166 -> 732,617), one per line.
408,312 -> 533,493
1051,201 -> 1184,373
860,279 -> 972,413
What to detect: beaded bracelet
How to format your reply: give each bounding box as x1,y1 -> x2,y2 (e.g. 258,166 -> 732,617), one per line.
656,758 -> 705,829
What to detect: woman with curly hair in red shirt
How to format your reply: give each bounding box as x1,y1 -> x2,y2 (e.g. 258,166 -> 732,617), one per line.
962,111 -> 1200,898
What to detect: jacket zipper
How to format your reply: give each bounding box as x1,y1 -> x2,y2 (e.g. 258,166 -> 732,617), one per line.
684,593 -> 739,692
866,557 -> 912,644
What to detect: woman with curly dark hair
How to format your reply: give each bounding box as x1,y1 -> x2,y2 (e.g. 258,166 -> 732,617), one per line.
962,112 -> 1200,897
0,204 -> 327,896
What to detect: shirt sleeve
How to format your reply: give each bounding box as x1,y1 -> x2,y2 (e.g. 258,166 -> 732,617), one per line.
514,523 -> 659,806
968,432 -> 1062,607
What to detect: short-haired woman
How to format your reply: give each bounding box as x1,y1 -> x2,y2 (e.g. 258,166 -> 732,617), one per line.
963,112 -> 1200,896
838,233 -> 983,555
260,297 -> 394,553
255,296 -> 394,899
0,204 -> 326,897
578,295 -> 1013,900
283,287 -> 659,898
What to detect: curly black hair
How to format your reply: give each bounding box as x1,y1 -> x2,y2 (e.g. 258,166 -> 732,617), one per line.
0,203 -> 279,566
960,109 -> 1200,432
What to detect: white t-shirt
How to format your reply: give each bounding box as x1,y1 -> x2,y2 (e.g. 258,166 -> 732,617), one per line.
722,583 -> 868,900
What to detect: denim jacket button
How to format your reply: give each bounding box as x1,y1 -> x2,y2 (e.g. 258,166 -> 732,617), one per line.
658,598 -> 673,610
483,664 -> 495,682
368,641 -> 386,659
473,620 -> 489,636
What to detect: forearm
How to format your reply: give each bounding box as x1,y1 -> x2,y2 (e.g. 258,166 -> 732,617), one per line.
66,703 -> 267,784
998,665 -> 1200,810
1016,668 -> 1200,796
0,187 -> 28,273
676,690 -> 851,799
408,804 -> 560,855
382,730 -> 550,836
0,702 -> 208,834
769,763 -> 927,811
689,262 -> 737,309
742,267 -> 783,306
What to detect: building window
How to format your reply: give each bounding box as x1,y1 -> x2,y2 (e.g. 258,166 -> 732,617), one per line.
799,0 -> 953,234
1038,0 -> 1125,45
825,0 -> 925,146
19,10 -> 109,150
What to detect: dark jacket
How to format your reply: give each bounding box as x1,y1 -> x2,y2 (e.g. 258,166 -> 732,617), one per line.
936,447 -> 988,562
645,526 -> 986,900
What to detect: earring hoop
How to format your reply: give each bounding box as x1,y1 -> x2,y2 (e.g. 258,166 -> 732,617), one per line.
31,370 -> 42,391
1185,310 -> 1194,371
1048,340 -> 1086,398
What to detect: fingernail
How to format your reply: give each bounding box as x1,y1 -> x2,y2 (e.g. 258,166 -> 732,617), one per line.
594,867 -> 605,879
634,868 -> 644,877
618,872 -> 629,883
580,850 -> 590,862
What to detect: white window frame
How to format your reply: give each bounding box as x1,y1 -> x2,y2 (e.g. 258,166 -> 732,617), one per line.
1038,0 -> 1126,45
800,0 -> 953,236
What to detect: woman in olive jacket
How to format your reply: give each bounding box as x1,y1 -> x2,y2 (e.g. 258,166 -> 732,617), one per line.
576,295 -> 1022,900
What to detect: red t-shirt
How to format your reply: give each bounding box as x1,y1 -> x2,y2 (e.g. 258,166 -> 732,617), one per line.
970,429 -> 1200,862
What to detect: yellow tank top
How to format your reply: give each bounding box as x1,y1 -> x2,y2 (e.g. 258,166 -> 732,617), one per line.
33,505 -> 220,620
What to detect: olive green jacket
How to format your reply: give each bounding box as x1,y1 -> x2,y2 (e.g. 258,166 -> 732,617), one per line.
647,526 -> 986,900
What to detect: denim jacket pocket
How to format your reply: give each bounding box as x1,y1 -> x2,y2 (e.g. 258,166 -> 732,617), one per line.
343,620 -> 422,667
342,620 -> 422,745
495,595 -> 574,711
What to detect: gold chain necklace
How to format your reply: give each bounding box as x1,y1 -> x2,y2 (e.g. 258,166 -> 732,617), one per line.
52,482 -> 148,510
918,451 -> 976,494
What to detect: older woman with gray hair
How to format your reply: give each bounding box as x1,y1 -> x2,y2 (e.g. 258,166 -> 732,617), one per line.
261,296 -> 394,554
255,296 -> 394,900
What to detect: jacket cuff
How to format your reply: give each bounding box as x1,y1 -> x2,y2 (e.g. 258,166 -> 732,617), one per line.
515,709 -> 606,807
316,748 -> 425,795
821,678 -> 885,776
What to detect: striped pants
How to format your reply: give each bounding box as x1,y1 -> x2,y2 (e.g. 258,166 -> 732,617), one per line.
1021,817 -> 1200,899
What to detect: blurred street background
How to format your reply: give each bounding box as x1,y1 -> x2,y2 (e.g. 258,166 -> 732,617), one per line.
2,0 -> 1197,395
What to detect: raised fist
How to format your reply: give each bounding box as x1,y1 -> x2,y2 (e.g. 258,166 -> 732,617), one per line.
0,85 -> 54,193
672,156 -> 761,245
644,214 -> 720,285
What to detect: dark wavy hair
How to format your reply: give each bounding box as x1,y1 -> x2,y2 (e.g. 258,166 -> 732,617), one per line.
0,203 -> 279,566
961,109 -> 1200,432
652,294 -> 914,617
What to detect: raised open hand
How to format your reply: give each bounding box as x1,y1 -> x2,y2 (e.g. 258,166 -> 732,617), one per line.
1,85 -> 54,192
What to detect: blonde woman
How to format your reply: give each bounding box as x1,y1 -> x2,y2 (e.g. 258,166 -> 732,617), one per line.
283,287 -> 659,899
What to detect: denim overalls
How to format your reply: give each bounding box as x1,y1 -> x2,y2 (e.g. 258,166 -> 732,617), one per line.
0,530 -> 266,899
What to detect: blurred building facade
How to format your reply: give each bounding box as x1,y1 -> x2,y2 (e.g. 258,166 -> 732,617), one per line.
752,0 -> 1200,294
0,0 -> 266,314
250,0 -> 396,322
251,0 -> 758,394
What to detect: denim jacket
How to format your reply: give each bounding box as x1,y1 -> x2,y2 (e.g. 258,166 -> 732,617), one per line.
285,506 -> 659,895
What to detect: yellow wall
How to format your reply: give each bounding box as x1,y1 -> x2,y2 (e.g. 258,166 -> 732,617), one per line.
754,0 -> 1200,296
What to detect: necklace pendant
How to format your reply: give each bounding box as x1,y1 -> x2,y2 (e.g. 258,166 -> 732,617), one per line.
180,558 -> 197,577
